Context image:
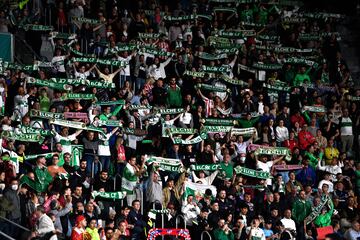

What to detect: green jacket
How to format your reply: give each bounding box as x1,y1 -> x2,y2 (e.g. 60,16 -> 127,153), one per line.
304,151 -> 323,169
292,199 -> 312,223
314,200 -> 334,227
238,117 -> 259,128
293,73 -> 311,86
356,170 -> 360,188
220,163 -> 234,179
213,228 -> 234,240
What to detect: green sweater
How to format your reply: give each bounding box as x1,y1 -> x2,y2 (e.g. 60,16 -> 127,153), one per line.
292,199 -> 312,223
99,105 -> 123,121
238,117 -> 259,128
213,228 -> 234,240
220,163 -> 234,179
293,73 -> 311,86
166,86 -> 182,107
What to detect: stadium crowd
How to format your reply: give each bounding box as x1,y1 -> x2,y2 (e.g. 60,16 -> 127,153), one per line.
0,0 -> 360,240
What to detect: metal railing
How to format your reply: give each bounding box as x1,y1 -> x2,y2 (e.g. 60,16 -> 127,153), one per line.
0,231 -> 15,240
175,214 -> 186,229
201,231 -> 212,240
0,216 -> 31,232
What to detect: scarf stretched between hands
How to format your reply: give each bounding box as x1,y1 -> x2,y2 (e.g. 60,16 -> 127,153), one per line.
303,105 -> 327,113
216,107 -> 232,115
50,78 -> 115,89
19,126 -> 54,137
284,57 -> 319,68
251,145 -> 292,161
230,127 -> 257,136
183,70 -> 207,78
202,65 -> 230,73
69,57 -> 128,67
26,77 -> 72,91
30,110 -> 64,120
25,152 -> 57,161
138,33 -> 161,39
198,52 -> 228,60
60,93 -> 96,101
139,46 -> 174,57
252,63 -> 283,70
163,15 -> 196,21
162,125 -> 198,137
64,112 -> 89,120
220,75 -> 248,86
97,119 -> 122,127
305,194 -> 332,224
1,130 -> 44,143
263,83 -> 291,92
49,119 -> 106,137
92,191 -> 127,199
171,131 -> 208,145
202,125 -> 232,133
201,118 -> 238,126
146,156 -> 183,172
21,24 -> 54,31
190,164 -> 221,171
1,61 -> 39,71
94,100 -> 125,106
49,32 -> 77,40
216,29 -> 256,38
234,166 -> 271,179
196,83 -> 229,93
72,17 -> 102,25
155,108 -> 184,115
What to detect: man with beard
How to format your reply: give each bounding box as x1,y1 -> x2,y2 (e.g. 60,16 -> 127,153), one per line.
208,201 -> 221,229
70,159 -> 90,192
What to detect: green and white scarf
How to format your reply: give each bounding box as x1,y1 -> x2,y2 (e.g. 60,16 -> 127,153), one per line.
155,108 -> 184,115
95,100 -> 125,106
230,127 -> 257,136
213,7 -> 238,14
234,166 -> 271,179
196,83 -> 229,92
284,57 -> 319,68
198,52 -> 228,60
92,190 -> 127,199
257,35 -> 279,42
139,46 -> 173,57
27,77 -> 72,91
282,17 -> 307,23
70,57 -> 127,67
121,163 -> 138,193
349,96 -> 360,101
202,65 -> 230,73
221,75 -> 248,86
183,71 -> 206,78
2,62 -> 39,71
72,17 -> 102,25
19,126 -> 54,137
171,131 -> 208,145
254,146 -> 292,161
162,125 -> 197,137
61,93 -> 95,100
25,152 -> 57,161
202,118 -> 237,126
190,164 -> 221,171
146,156 -> 183,172
50,32 -> 77,40
1,130 -> 44,143
303,105 -> 326,113
163,15 -> 196,21
203,126 -> 232,133
252,63 -> 283,70
22,24 -> 54,31
238,64 -> 256,74
263,83 -> 291,92
97,120 -> 122,127
49,119 -> 87,129
30,109 -> 64,119
305,194 -> 332,224
138,33 -> 160,39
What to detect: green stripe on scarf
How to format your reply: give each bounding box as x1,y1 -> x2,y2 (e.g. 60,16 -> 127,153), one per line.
202,65 -> 230,73
70,57 -> 127,67
196,83 -> 229,92
234,166 -> 271,179
252,63 -> 283,70
22,24 -> 54,31
92,191 -> 127,199
190,164 -> 221,171
220,75 -> 248,86
27,77 -> 72,91
198,52 -> 228,60
171,131 -> 208,145
303,105 -> 326,113
72,17 -> 102,25
184,70 -> 206,78
61,93 -> 95,100
146,156 -> 183,172
138,33 -> 160,39
1,130 -> 44,143
155,108 -> 184,115
254,146 -> 292,161
305,194 -> 332,224
30,109 -> 64,119
202,118 -> 237,126
95,100 -> 125,106
163,15 -> 196,21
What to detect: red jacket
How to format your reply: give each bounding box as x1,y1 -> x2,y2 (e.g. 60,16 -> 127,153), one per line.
298,130 -> 315,150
